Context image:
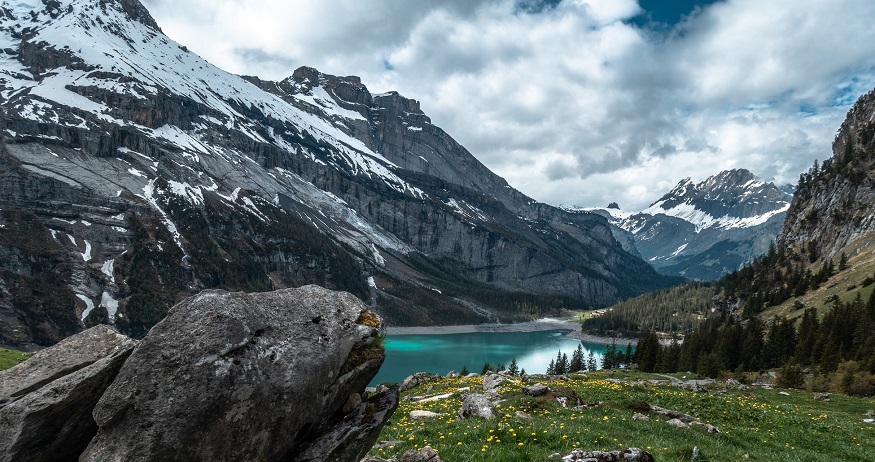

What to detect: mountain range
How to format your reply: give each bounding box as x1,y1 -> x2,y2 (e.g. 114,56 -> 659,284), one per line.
0,0 -> 680,347
575,169 -> 793,280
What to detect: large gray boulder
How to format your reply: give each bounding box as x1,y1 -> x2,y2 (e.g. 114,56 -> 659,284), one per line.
458,394 -> 497,420
0,325 -> 136,462
80,286 -> 392,462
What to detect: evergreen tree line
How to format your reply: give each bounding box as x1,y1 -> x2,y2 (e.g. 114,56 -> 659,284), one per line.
545,342 -> 633,374
633,290 -> 875,396
581,282 -> 716,336
721,241 -> 844,317
469,342 -> 637,377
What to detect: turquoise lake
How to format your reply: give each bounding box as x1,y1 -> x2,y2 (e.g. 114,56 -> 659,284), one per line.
369,330 -> 619,386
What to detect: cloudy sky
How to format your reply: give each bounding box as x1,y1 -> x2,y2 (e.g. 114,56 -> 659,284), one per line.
140,0 -> 875,211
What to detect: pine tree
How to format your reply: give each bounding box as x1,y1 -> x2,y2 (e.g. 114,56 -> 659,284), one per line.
546,359 -> 556,375
587,351 -> 597,371
508,358 -> 519,376
560,353 -> 570,375
482,362 -> 491,375
554,350 -> 565,375
570,344 -> 584,372
636,330 -> 660,372
460,365 -> 469,375
796,307 -> 819,365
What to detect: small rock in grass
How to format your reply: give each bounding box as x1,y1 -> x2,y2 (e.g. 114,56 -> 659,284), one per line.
399,445 -> 442,462
483,374 -> 506,391
409,410 -> 442,420
458,394 -> 497,420
523,383 -> 548,397
667,418 -> 690,430
633,413 -> 650,421
551,447 -> 655,461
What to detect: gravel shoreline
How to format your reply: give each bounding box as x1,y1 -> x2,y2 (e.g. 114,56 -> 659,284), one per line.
386,318 -> 639,346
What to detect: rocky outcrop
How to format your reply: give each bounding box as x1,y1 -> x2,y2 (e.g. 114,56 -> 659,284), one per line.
0,325 -> 136,462
780,88 -> 875,261
79,285 -> 392,461
2,286 -> 396,462
296,388 -> 399,462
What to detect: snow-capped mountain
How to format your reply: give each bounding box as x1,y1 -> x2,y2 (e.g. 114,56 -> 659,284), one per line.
571,169 -> 793,280
0,0 -> 678,347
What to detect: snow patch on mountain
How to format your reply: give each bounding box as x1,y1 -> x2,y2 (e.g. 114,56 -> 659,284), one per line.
643,197 -> 790,232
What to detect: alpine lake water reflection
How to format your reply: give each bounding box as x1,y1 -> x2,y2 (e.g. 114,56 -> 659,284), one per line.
369,329 -> 616,386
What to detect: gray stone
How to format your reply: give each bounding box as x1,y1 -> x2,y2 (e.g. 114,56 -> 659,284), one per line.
814,392 -> 832,401
632,413 -> 650,421
523,383 -> 549,396
666,418 -> 690,430
551,447 -> 655,461
514,410 -> 532,420
409,410 -> 442,420
296,389 -> 399,462
0,325 -> 136,462
398,445 -> 443,462
482,373 -> 507,391
400,372 -> 441,393
80,286 -> 392,462
458,394 -> 497,420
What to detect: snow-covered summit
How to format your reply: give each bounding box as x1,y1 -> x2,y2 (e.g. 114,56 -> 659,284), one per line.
571,169 -> 792,280
642,169 -> 791,233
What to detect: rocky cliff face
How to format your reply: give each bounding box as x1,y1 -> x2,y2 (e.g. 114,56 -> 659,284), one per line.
0,286 -> 396,462
0,0 -> 677,346
779,89 -> 875,260
577,169 -> 792,280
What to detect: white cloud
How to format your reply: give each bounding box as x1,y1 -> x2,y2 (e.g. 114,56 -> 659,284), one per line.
140,0 -> 875,211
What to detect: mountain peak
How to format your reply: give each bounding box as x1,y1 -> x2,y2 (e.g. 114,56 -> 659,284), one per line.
106,0 -> 161,30
646,169 -> 789,224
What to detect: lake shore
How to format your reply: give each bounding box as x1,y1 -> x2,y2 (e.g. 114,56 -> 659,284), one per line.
386,318 -> 639,346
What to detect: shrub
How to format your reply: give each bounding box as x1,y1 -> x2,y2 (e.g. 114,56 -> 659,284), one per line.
775,359 -> 805,389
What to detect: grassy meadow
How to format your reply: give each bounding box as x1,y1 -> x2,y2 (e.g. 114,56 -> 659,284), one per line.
0,348 -> 30,371
371,371 -> 875,461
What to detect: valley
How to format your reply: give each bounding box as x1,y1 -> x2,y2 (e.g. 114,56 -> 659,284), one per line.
0,0 -> 874,460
